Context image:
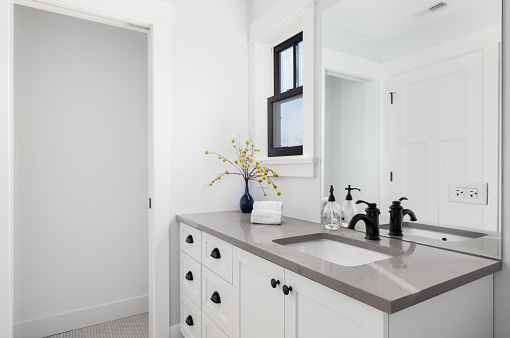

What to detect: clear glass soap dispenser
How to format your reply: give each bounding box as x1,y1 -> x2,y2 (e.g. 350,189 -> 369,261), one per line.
341,185 -> 361,227
322,185 -> 341,230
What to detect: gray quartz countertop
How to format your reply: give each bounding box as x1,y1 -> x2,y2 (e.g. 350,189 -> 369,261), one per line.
176,211 -> 502,314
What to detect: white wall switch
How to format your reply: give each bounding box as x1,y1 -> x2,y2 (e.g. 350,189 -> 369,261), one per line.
448,181 -> 488,205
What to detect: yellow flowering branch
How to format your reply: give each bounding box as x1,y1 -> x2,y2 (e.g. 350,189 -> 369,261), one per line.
205,137 -> 281,197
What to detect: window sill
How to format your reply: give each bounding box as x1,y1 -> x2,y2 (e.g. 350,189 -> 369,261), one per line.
259,157 -> 317,178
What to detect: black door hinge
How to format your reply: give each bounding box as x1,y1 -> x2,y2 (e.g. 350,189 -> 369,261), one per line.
149,198 -> 152,209
390,92 -> 396,104
390,172 -> 393,182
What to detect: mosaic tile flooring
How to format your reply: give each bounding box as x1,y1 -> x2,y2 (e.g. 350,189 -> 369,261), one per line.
44,313 -> 149,338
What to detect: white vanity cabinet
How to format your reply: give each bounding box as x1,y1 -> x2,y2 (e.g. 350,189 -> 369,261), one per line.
232,246 -> 493,338
181,221 -> 494,338
180,222 -> 234,338
232,247 -> 385,338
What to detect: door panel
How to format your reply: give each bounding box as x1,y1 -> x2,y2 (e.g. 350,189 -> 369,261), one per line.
284,270 -> 386,338
391,51 -> 484,228
233,247 -> 284,338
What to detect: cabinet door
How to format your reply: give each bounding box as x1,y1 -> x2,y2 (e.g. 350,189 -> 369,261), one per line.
181,290 -> 202,338
284,270 -> 387,338
202,312 -> 229,338
233,247 -> 285,338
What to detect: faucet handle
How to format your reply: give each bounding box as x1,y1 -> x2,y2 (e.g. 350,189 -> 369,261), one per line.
356,200 -> 380,215
356,200 -> 377,209
392,197 -> 408,205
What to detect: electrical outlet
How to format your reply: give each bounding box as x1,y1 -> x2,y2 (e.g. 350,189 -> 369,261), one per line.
448,182 -> 488,205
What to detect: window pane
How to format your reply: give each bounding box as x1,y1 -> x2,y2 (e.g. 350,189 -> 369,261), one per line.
272,94 -> 303,148
279,46 -> 294,93
296,41 -> 303,87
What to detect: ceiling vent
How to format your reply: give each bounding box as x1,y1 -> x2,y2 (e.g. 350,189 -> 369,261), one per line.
413,1 -> 454,19
428,2 -> 449,12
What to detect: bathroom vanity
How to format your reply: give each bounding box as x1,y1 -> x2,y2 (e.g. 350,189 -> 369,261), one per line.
177,211 -> 501,338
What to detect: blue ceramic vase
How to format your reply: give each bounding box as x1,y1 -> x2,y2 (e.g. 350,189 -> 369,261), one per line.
240,186 -> 254,213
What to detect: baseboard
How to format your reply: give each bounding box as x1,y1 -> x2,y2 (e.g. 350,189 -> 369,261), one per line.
14,295 -> 149,338
170,323 -> 184,338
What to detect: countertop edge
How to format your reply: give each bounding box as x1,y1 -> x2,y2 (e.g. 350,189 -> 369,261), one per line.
176,213 -> 502,314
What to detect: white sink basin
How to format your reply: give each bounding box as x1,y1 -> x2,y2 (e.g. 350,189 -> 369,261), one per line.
281,238 -> 391,267
378,222 -> 487,243
398,227 -> 476,242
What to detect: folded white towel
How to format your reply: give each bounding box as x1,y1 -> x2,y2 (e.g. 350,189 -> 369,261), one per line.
251,201 -> 284,225
251,210 -> 283,225
252,201 -> 283,212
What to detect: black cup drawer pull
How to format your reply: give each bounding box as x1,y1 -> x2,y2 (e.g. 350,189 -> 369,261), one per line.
185,271 -> 193,281
282,285 -> 292,295
270,278 -> 280,288
210,248 -> 221,259
185,315 -> 194,326
210,291 -> 221,304
185,235 -> 193,244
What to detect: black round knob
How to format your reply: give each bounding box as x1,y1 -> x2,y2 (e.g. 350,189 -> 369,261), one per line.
282,285 -> 292,295
270,278 -> 280,288
185,271 -> 193,281
185,315 -> 193,326
210,248 -> 221,259
210,291 -> 221,304
185,235 -> 193,244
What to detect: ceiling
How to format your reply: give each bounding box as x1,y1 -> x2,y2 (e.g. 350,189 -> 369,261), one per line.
322,0 -> 487,40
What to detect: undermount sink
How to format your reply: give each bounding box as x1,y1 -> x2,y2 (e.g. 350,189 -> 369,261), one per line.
379,222 -> 487,243
273,235 -> 391,267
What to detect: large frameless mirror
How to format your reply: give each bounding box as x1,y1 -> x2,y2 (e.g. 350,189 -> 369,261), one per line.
321,0 -> 502,259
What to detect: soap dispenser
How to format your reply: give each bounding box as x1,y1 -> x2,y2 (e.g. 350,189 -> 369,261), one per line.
321,185 -> 341,230
341,185 -> 361,226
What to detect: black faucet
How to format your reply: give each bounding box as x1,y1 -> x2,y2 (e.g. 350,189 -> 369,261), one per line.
388,197 -> 417,236
347,200 -> 380,240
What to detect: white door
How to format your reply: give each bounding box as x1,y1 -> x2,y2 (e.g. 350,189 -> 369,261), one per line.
284,270 -> 386,338
232,247 -> 285,338
391,50 -> 485,228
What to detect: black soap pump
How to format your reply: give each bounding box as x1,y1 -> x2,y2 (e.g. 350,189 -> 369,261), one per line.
341,185 -> 361,225
321,185 -> 341,230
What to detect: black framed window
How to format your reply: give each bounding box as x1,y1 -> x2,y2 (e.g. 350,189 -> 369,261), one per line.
268,32 -> 303,157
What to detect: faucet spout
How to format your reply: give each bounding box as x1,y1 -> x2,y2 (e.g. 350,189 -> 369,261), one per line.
402,209 -> 417,221
348,214 -> 380,240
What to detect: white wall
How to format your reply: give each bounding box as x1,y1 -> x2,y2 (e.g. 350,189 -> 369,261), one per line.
167,0 -> 250,327
249,0 -> 279,23
13,6 -> 149,336
322,21 -> 380,62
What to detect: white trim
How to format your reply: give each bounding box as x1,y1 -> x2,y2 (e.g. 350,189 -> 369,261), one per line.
14,0 -> 149,32
320,48 -> 383,199
249,0 -> 317,173
14,296 -> 149,338
249,0 -> 314,44
259,157 -> 316,177
2,1 -> 172,338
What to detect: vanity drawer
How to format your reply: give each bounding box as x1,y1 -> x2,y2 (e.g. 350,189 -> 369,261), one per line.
180,290 -> 202,338
202,266 -> 233,337
180,250 -> 202,307
202,232 -> 233,283
181,222 -> 202,262
202,312 -> 228,338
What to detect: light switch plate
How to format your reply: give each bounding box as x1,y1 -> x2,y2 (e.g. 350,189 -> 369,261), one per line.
448,181 -> 488,205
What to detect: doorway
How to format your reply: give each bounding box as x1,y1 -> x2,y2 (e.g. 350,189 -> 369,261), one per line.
14,4 -> 149,337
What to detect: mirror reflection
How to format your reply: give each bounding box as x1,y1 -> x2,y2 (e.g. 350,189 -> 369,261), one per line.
321,0 -> 502,258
